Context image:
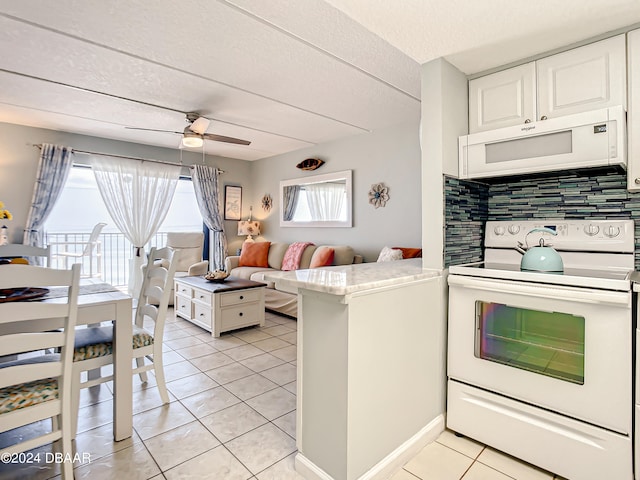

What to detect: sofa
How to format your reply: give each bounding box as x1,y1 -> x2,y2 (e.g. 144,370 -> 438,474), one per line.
225,242 -> 362,318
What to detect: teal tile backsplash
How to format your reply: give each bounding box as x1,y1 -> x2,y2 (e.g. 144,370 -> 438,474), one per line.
445,169 -> 640,269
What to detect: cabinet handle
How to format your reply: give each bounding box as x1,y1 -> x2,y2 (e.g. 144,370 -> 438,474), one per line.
239,312 -> 243,317
199,313 -> 204,317
239,295 -> 244,300
635,178 -> 640,185
524,119 -> 531,124
540,115 -> 548,121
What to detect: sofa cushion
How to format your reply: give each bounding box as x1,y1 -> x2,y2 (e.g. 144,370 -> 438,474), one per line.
239,241 -> 271,267
268,243 -> 289,270
327,245 -> 354,266
232,266 -> 277,281
298,245 -> 317,269
310,247 -> 335,268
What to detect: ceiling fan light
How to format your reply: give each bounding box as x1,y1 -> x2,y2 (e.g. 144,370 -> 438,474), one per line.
182,133 -> 203,148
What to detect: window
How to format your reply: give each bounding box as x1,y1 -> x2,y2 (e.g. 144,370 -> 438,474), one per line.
45,165 -> 202,234
44,164 -> 203,286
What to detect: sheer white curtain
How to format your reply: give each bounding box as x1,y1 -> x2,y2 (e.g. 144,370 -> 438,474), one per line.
306,183 -> 345,221
92,156 -> 180,296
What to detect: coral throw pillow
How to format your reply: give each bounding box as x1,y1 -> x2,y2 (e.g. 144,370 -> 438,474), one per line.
239,241 -> 271,267
393,247 -> 422,259
310,247 -> 335,268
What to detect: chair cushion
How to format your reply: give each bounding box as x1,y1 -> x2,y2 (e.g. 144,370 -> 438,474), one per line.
239,242 -> 271,267
73,326 -> 154,361
0,378 -> 58,414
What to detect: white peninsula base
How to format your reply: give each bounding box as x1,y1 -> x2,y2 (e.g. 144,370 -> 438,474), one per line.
267,259 -> 445,480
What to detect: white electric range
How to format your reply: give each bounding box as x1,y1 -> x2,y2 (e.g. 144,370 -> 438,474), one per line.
447,219 -> 636,480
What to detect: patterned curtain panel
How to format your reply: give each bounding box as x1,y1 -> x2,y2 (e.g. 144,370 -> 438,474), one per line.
92,156 -> 180,296
24,144 -> 73,264
282,185 -> 300,221
191,165 -> 227,271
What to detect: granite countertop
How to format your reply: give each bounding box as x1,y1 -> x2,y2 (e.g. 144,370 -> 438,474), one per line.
264,258 -> 441,296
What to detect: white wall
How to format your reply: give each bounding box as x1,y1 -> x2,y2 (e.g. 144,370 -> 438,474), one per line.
0,122 -> 252,245
247,120 -> 422,262
420,57 -> 468,422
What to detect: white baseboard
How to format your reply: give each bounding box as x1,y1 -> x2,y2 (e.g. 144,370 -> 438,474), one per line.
295,414 -> 445,480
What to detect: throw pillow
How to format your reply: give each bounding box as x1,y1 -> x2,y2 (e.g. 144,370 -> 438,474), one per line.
310,246 -> 335,268
377,246 -> 403,262
239,241 -> 271,267
393,247 -> 422,259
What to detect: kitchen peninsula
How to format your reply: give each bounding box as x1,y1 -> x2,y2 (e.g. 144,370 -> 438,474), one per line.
266,259 -> 444,480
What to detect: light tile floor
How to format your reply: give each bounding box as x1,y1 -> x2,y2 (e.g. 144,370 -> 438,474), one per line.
0,309 -> 567,480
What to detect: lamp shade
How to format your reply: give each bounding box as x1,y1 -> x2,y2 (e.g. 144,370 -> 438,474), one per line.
238,220 -> 261,237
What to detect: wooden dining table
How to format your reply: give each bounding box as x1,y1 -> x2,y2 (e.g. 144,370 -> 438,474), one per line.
0,281 -> 133,441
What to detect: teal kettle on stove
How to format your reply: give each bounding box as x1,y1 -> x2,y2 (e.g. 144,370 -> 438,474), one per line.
517,227 -> 564,272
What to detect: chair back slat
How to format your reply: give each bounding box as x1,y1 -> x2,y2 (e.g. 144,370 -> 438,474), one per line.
0,302 -> 69,324
0,331 -> 65,356
0,362 -> 63,389
138,304 -> 159,321
0,264 -> 75,288
0,245 -> 51,266
143,284 -> 164,302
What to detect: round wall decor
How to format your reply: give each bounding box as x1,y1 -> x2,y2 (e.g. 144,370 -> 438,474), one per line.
368,182 -> 389,208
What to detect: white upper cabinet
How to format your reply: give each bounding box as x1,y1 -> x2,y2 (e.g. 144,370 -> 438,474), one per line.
469,35 -> 627,133
537,35 -> 626,120
469,63 -> 536,132
627,29 -> 640,191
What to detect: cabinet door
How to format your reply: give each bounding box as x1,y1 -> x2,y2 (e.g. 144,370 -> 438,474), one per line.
627,29 -> 640,191
469,62 -> 536,133
537,35 -> 626,120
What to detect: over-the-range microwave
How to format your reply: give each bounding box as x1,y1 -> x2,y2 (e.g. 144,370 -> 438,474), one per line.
458,106 -> 626,180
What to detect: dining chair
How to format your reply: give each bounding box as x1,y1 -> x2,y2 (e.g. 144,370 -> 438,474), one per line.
56,222 -> 107,278
70,246 -> 178,433
0,244 -> 52,266
0,263 -> 81,480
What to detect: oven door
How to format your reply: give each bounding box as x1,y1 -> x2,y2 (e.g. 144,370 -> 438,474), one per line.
448,274 -> 632,434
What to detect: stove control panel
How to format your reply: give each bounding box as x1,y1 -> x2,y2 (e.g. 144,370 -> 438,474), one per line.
486,219 -> 635,253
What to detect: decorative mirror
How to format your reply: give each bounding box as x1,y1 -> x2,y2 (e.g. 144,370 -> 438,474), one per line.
280,170 -> 352,227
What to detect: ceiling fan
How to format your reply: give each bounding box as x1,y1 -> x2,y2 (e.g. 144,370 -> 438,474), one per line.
125,112 -> 251,148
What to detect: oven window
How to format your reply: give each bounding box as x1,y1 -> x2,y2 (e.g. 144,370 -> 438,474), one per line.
475,301 -> 585,384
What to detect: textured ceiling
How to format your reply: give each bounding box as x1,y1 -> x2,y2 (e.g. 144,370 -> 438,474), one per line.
324,0 -> 640,74
1,1 -> 639,162
0,0 -> 420,161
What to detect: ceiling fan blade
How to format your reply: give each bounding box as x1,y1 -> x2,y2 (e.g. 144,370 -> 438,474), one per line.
203,133 -> 251,145
125,126 -> 182,135
189,116 -> 211,135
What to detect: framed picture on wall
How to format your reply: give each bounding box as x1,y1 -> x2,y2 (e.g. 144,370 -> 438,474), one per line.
224,185 -> 242,220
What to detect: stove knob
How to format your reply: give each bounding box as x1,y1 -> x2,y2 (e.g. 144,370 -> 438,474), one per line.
494,226 -> 505,236
507,225 -> 520,235
584,224 -> 600,236
604,225 -> 620,238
